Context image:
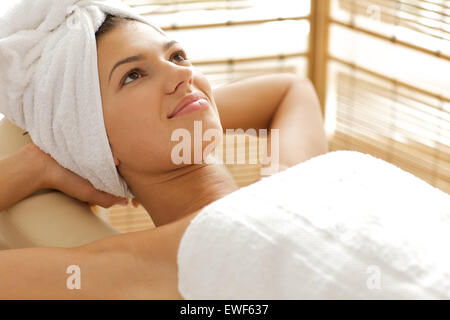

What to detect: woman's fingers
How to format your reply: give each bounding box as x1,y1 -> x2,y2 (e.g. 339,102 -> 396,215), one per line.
75,184 -> 128,208
131,198 -> 140,208
87,189 -> 128,208
92,197 -> 140,209
26,142 -> 130,209
48,163 -> 127,208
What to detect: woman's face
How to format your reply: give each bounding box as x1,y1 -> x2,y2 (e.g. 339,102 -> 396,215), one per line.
96,21 -> 222,175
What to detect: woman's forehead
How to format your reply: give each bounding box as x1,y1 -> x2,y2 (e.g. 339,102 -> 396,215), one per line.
99,22 -> 167,53
97,22 -> 170,73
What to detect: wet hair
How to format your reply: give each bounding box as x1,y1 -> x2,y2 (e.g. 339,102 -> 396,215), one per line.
95,14 -> 141,41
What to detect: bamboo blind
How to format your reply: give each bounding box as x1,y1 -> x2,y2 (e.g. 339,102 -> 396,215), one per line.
336,0 -> 449,57
324,0 -> 449,195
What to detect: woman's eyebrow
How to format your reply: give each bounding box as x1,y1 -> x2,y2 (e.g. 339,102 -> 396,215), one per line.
108,40 -> 179,84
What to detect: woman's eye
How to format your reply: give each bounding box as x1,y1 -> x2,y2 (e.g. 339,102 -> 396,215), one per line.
171,50 -> 188,63
122,69 -> 143,86
121,51 -> 188,87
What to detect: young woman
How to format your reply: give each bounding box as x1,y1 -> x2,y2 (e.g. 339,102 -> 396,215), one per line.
0,15 -> 328,299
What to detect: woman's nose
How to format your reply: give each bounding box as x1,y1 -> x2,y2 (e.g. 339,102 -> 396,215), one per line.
164,63 -> 194,93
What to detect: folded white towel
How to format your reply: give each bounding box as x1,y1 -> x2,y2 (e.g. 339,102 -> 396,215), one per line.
177,150 -> 450,299
0,0 -> 165,197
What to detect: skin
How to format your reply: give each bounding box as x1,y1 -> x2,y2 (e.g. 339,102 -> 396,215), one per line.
96,21 -> 239,226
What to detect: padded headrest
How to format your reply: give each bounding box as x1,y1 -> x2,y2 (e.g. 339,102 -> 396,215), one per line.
0,118 -> 119,249
0,117 -> 32,158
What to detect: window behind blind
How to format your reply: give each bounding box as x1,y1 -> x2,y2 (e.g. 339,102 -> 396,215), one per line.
325,0 -> 450,194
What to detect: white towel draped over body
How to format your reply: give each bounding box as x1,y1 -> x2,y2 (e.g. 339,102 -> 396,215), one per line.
177,151 -> 450,299
0,0 -> 166,197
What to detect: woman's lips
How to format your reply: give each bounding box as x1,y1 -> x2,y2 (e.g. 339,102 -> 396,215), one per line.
168,92 -> 208,118
169,98 -> 209,118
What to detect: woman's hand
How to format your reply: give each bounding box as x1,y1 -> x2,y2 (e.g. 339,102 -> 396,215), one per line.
25,143 -> 134,209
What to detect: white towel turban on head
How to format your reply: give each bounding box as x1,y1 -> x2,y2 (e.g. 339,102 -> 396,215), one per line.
0,0 -> 167,198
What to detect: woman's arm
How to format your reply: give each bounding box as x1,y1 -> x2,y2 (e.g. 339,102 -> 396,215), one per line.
266,76 -> 329,169
213,73 -> 296,132
213,73 -> 328,172
0,208 -> 195,299
0,143 -> 46,212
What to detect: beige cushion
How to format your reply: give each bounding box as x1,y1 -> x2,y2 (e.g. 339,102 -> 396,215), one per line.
0,118 -> 119,250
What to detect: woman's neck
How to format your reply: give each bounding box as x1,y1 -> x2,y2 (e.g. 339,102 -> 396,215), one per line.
121,161 -> 239,227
